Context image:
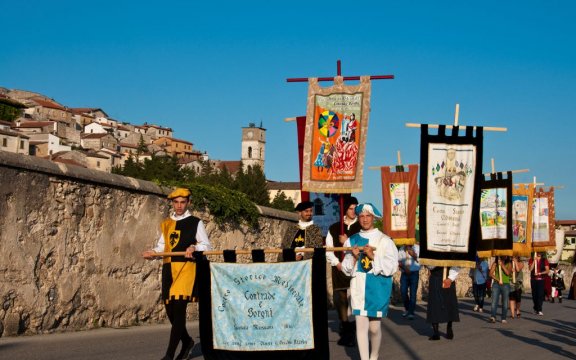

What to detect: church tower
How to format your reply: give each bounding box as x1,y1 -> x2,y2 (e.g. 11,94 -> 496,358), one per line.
241,122 -> 266,172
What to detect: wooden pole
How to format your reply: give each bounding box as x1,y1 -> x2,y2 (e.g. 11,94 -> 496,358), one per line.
405,123 -> 507,132
155,247 -> 373,257
454,103 -> 460,126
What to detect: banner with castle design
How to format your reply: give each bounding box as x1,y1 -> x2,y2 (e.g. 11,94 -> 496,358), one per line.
302,76 -> 371,193
476,172 -> 513,258
380,164 -> 419,245
418,125 -> 483,267
532,187 -> 556,252
512,183 -> 535,256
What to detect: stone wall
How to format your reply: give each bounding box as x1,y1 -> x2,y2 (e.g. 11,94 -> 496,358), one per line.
0,151 -> 297,337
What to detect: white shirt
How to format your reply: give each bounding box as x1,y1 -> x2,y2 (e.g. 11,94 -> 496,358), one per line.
153,210 -> 211,253
325,217 -> 358,266
341,228 -> 399,277
427,266 -> 460,281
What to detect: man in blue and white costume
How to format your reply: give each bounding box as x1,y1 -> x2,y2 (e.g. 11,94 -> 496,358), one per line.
342,203 -> 398,360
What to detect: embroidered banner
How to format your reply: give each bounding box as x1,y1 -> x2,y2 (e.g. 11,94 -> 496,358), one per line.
198,249 -> 329,360
512,183 -> 534,256
418,125 -> 483,268
302,76 -> 371,193
210,261 -> 312,351
380,164 -> 419,245
532,187 -> 556,252
476,172 -> 513,258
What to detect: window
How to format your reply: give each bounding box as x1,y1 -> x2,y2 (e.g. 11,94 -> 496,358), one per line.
2,138 -> 6,147
97,161 -> 100,168
20,140 -> 24,149
248,147 -> 252,158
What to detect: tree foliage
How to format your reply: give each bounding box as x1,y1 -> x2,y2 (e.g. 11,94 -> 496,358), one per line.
113,155 -> 288,226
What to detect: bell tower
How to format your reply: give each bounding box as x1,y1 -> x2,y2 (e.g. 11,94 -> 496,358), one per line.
241,122 -> 266,172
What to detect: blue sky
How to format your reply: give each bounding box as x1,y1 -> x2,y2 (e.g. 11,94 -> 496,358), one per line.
2,1 -> 575,218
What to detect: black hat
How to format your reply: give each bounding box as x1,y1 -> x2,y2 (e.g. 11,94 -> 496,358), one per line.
295,201 -> 314,212
344,196 -> 359,210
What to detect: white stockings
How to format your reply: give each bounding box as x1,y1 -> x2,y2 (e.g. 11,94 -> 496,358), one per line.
356,316 -> 382,360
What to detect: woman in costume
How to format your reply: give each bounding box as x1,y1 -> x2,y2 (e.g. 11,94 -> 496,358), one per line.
342,203 -> 398,360
426,266 -> 460,340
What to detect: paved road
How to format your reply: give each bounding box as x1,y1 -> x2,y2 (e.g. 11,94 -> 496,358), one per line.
1,295 -> 574,360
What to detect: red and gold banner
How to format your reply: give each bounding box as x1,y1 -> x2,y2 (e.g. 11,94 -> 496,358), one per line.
302,76 -> 371,193
380,164 -> 419,246
532,187 -> 556,252
512,183 -> 534,256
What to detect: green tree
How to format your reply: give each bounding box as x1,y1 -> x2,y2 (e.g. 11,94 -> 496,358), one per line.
0,98 -> 25,122
269,191 -> 295,212
235,164 -> 269,206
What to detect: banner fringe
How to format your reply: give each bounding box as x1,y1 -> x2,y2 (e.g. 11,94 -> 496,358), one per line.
419,258 -> 476,268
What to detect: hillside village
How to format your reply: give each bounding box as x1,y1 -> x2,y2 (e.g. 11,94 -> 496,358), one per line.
0,87 -> 256,175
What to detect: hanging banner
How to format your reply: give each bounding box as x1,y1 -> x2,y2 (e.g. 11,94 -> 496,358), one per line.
210,261 -> 312,351
302,76 -> 371,193
380,164 -> 419,245
512,183 -> 534,256
418,125 -> 483,268
532,187 -> 556,252
198,249 -> 329,360
476,172 -> 513,258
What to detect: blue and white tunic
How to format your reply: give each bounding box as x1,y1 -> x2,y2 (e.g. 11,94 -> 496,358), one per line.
342,228 -> 399,318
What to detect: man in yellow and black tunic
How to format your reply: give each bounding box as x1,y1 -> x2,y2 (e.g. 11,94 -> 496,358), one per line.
143,188 -> 211,360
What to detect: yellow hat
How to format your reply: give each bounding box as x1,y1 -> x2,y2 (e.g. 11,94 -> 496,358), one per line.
167,187 -> 191,199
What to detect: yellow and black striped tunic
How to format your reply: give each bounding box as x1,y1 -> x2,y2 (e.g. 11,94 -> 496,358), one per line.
161,215 -> 200,303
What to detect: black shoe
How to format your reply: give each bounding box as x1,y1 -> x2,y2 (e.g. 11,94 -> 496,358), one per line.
175,339 -> 195,360
446,327 -> 454,340
429,334 -> 440,341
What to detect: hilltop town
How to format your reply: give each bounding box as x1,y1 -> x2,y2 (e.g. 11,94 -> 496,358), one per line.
0,87 -> 266,175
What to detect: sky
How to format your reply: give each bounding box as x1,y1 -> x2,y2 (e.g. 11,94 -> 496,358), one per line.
1,1 -> 575,219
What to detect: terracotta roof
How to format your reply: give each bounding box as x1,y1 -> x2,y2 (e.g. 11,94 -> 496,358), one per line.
117,125 -> 131,131
155,136 -> 194,146
217,161 -> 242,174
15,121 -> 55,128
266,181 -> 301,191
0,120 -> 13,126
81,133 -> 111,139
0,129 -> 30,138
565,230 -> 576,236
31,98 -> 66,110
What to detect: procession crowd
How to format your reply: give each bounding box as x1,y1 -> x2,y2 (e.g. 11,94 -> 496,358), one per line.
142,188 -> 576,360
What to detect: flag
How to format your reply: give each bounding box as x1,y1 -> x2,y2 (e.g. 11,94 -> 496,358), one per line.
418,125 -> 483,267
198,249 -> 329,360
380,164 -> 419,245
512,183 -> 534,256
302,76 -> 371,193
532,187 -> 556,252
476,172 -> 513,258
